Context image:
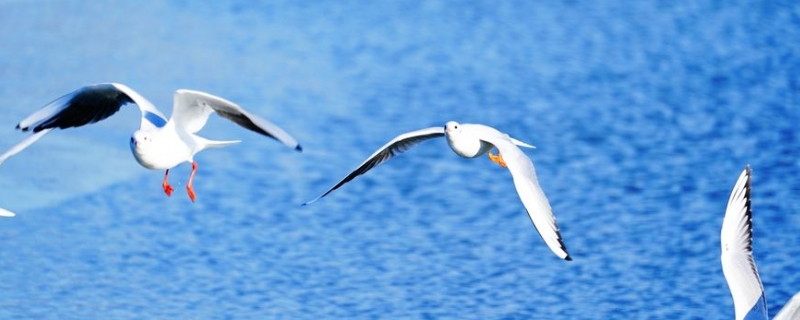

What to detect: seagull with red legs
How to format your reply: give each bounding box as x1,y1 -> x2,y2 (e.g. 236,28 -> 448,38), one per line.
0,83 -> 302,202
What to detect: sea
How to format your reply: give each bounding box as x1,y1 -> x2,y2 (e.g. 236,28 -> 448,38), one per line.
0,1 -> 799,319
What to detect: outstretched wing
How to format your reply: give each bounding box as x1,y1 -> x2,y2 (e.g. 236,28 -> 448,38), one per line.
469,124 -> 571,261
17,83 -> 166,132
171,89 -> 301,151
721,165 -> 768,320
1,83 -> 167,165
303,127 -> 445,205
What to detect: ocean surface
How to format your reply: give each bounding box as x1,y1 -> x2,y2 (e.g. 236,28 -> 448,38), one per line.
1,1 -> 799,319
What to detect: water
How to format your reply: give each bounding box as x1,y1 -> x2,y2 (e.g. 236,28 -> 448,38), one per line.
0,1 -> 799,319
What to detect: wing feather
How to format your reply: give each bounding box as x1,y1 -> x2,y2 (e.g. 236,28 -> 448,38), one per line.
721,165 -> 768,320
2,83 -> 166,165
18,84 -> 129,132
0,129 -> 52,165
468,124 -> 571,261
774,292 -> 800,320
172,90 -> 301,151
303,127 -> 445,205
0,207 -> 15,217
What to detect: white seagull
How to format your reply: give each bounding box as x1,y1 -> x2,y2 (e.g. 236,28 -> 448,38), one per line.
0,83 -> 302,202
721,165 -> 800,320
304,121 -> 571,261
0,207 -> 14,217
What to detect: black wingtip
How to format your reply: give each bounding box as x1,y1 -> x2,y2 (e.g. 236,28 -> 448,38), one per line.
295,145 -> 303,152
301,197 -> 319,206
564,255 -> 573,261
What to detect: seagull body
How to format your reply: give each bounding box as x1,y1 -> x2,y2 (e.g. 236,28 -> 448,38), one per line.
0,83 -> 301,202
305,121 -> 571,261
722,166 -> 800,320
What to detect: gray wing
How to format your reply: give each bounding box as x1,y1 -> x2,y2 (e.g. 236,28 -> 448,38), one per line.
720,166 -> 768,320
1,83 -> 167,165
303,127 -> 445,205
172,89 -> 301,151
468,124 -> 571,261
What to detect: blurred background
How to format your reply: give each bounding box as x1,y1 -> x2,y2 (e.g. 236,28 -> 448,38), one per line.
0,1 -> 799,319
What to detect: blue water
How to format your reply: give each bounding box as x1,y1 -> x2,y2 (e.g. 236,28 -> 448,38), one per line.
1,1 -> 799,319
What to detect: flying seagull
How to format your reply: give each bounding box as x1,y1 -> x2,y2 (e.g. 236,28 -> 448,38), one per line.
0,83 -> 302,202
304,121 -> 571,261
721,165 -> 800,320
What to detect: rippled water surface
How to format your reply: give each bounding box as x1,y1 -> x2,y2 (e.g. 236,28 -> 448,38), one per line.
1,1 -> 799,319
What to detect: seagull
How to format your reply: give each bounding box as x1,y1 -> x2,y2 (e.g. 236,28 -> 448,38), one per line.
304,121 -> 571,261
0,83 -> 302,202
721,165 -> 800,320
0,207 -> 14,217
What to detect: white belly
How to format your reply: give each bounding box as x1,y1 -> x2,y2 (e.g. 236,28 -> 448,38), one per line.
130,129 -> 192,170
132,148 -> 188,170
446,134 -> 493,158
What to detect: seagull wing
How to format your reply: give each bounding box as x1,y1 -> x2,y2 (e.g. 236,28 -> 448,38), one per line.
0,83 -> 167,165
469,124 -> 571,261
0,207 -> 15,217
303,127 -> 445,205
172,89 -> 302,151
0,129 -> 52,165
721,165 -> 768,320
17,83 -> 165,132
774,292 -> 800,320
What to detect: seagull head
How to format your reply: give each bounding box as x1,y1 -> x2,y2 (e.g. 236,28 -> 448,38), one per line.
444,121 -> 461,135
129,130 -> 154,152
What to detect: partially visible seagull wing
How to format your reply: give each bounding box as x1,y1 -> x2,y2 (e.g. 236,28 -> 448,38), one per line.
303,127 -> 445,205
1,83 -> 167,165
0,129 -> 52,165
721,165 -> 768,320
774,292 -> 800,320
0,207 -> 15,217
172,89 -> 302,151
469,124 -> 571,261
112,83 -> 168,130
17,83 -> 166,132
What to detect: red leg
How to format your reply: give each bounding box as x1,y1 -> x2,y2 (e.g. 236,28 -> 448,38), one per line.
186,161 -> 198,202
162,169 -> 174,197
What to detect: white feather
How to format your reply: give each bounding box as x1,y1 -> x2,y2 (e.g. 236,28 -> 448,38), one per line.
721,166 -> 766,320
466,124 -> 570,261
774,292 -> 800,320
0,207 -> 15,217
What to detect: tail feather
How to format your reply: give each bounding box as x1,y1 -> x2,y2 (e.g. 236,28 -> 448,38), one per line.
198,137 -> 240,149
509,136 -> 536,149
